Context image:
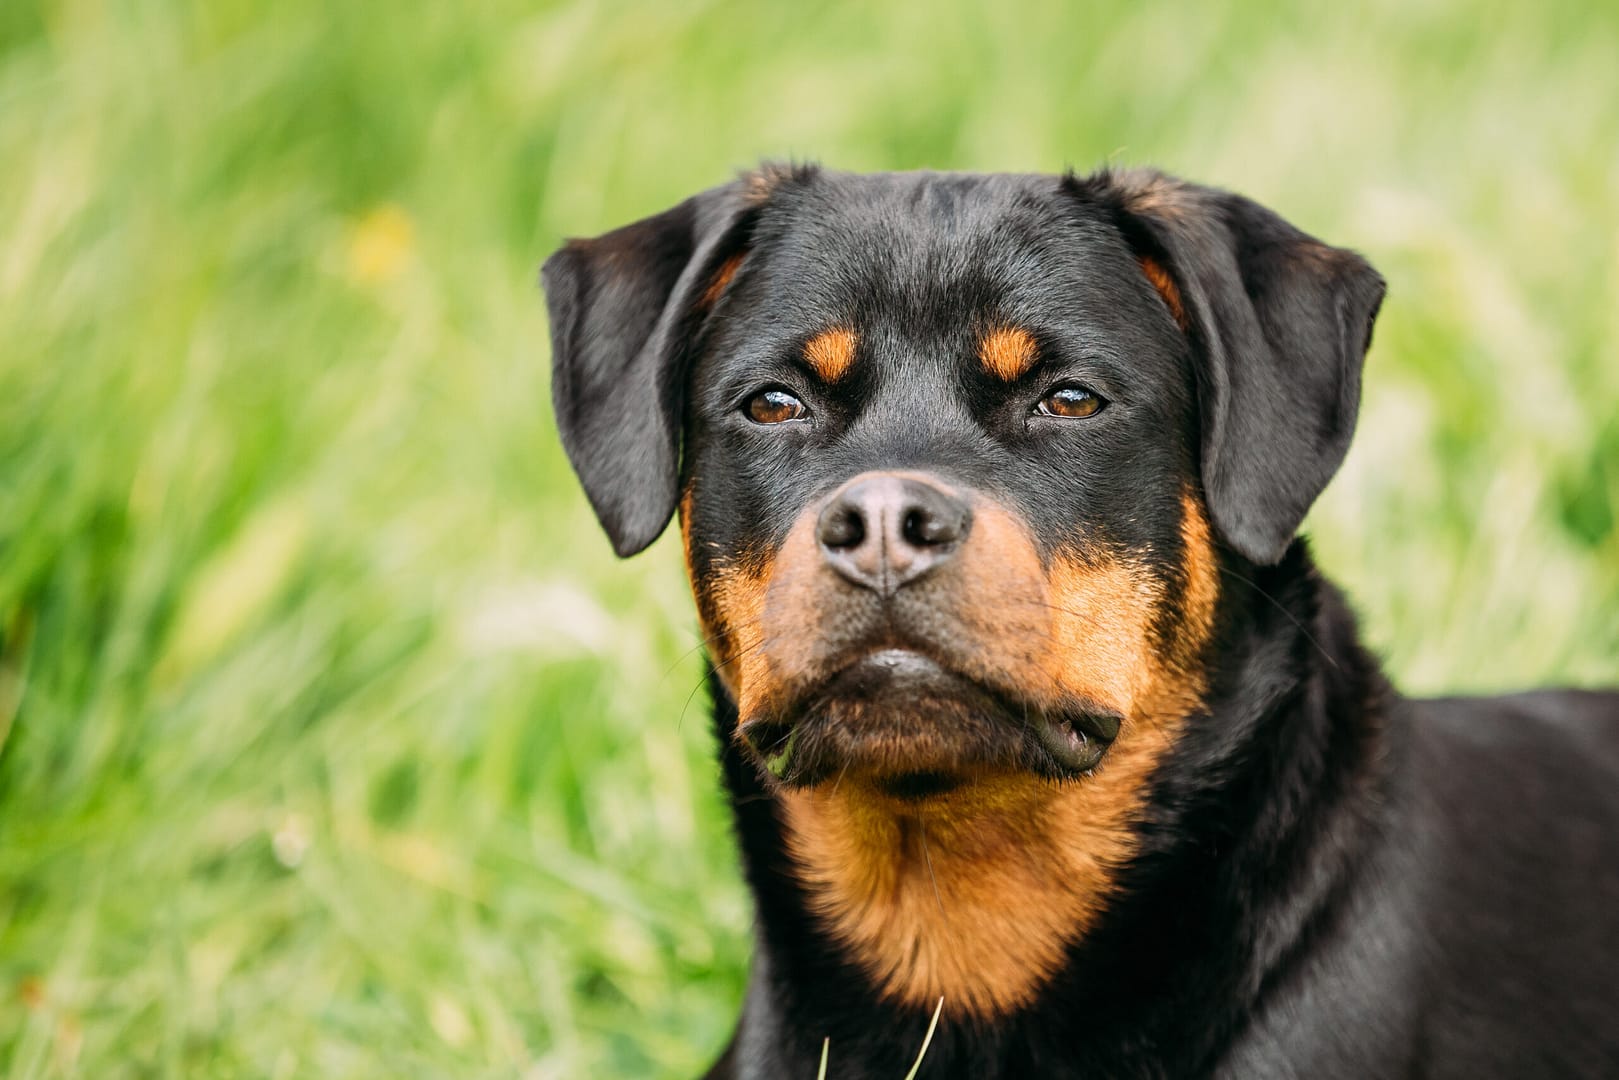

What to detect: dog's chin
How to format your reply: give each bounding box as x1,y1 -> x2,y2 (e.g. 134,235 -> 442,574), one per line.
739,648 -> 1120,792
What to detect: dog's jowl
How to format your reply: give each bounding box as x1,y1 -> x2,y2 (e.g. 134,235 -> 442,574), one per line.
543,166 -> 1619,1079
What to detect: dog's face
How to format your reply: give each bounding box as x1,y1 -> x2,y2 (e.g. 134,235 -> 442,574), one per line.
546,166 -> 1383,801
680,174 -> 1213,794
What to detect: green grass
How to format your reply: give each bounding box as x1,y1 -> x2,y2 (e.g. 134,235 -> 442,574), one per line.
2,0 -> 1617,1075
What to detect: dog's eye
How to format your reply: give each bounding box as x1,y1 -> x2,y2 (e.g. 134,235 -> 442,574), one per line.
1035,384 -> 1107,419
746,389 -> 810,425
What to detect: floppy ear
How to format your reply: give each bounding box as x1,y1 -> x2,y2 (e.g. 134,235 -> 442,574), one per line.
542,181 -> 757,556
1072,170 -> 1386,565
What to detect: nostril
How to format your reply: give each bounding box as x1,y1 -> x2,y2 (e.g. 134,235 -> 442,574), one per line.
902,505 -> 962,547
902,509 -> 928,547
819,504 -> 866,550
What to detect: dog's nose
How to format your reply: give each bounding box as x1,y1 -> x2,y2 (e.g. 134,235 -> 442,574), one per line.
816,473 -> 972,594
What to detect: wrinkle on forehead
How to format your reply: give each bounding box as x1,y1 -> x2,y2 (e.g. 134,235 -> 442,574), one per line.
748,175 -> 1096,311
701,174 -> 1169,400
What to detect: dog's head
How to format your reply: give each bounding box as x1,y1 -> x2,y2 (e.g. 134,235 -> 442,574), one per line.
544,165 -> 1382,801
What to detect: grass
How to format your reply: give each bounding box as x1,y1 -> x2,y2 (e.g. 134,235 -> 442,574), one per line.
1,0 -> 1616,1075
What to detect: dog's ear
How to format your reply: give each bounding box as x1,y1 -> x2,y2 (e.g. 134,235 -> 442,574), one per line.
1072,170 -> 1386,565
542,179 -> 762,556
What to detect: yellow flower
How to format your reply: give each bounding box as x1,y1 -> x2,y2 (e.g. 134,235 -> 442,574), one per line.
346,203 -> 415,284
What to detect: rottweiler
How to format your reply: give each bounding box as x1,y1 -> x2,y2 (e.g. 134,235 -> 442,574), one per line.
542,165 -> 1619,1078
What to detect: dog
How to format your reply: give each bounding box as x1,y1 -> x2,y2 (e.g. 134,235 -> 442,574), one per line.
542,164 -> 1619,1078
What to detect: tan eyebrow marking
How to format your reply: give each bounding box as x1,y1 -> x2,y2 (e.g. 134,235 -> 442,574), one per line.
803,327 -> 859,382
1137,254 -> 1187,329
978,326 -> 1039,381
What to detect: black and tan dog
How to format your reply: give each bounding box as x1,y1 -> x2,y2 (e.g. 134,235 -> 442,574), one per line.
542,165 -> 1619,1078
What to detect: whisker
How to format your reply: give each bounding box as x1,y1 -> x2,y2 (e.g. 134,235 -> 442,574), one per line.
1218,566 -> 1340,672
660,616 -> 764,680
919,820 -> 949,922
677,634 -> 770,731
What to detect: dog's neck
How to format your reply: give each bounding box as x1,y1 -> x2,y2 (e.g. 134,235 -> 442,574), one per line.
711,543 -> 1392,1073
775,728 -> 1182,1019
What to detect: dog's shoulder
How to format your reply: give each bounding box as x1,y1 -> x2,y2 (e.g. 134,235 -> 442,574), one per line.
1373,689 -> 1619,1073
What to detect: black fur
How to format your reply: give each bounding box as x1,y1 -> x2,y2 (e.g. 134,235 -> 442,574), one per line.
1070,172 -> 1387,564
544,182 -> 758,555
543,166 -> 1619,1078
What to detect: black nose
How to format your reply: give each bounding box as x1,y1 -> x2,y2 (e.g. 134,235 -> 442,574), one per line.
816,473 -> 972,594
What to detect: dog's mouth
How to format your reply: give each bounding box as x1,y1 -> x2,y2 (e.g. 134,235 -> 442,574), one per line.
738,648 -> 1122,790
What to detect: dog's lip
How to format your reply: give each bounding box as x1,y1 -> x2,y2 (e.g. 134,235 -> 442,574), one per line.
827,647 -> 955,690
826,648 -> 1121,756
745,649 -> 965,777
742,647 -> 1120,779
1032,711 -> 1112,772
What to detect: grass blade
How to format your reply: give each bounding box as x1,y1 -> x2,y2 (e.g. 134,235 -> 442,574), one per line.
902,997 -> 945,1080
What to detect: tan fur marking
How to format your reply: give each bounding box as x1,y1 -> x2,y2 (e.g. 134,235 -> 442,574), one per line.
700,251 -> 745,309
695,561 -> 768,705
681,486 -> 769,702
803,327 -> 858,383
779,493 -> 1222,1019
978,326 -> 1039,381
679,488 -> 694,564
1138,254 -> 1187,329
782,749 -> 1170,1017
1176,490 -> 1221,659
1043,554 -> 1162,716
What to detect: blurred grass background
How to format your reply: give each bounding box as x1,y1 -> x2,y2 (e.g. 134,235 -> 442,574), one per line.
1,0 -> 1616,1075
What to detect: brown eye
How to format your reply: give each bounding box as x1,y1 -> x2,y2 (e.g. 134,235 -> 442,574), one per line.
1036,385 -> 1106,419
746,389 -> 809,424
